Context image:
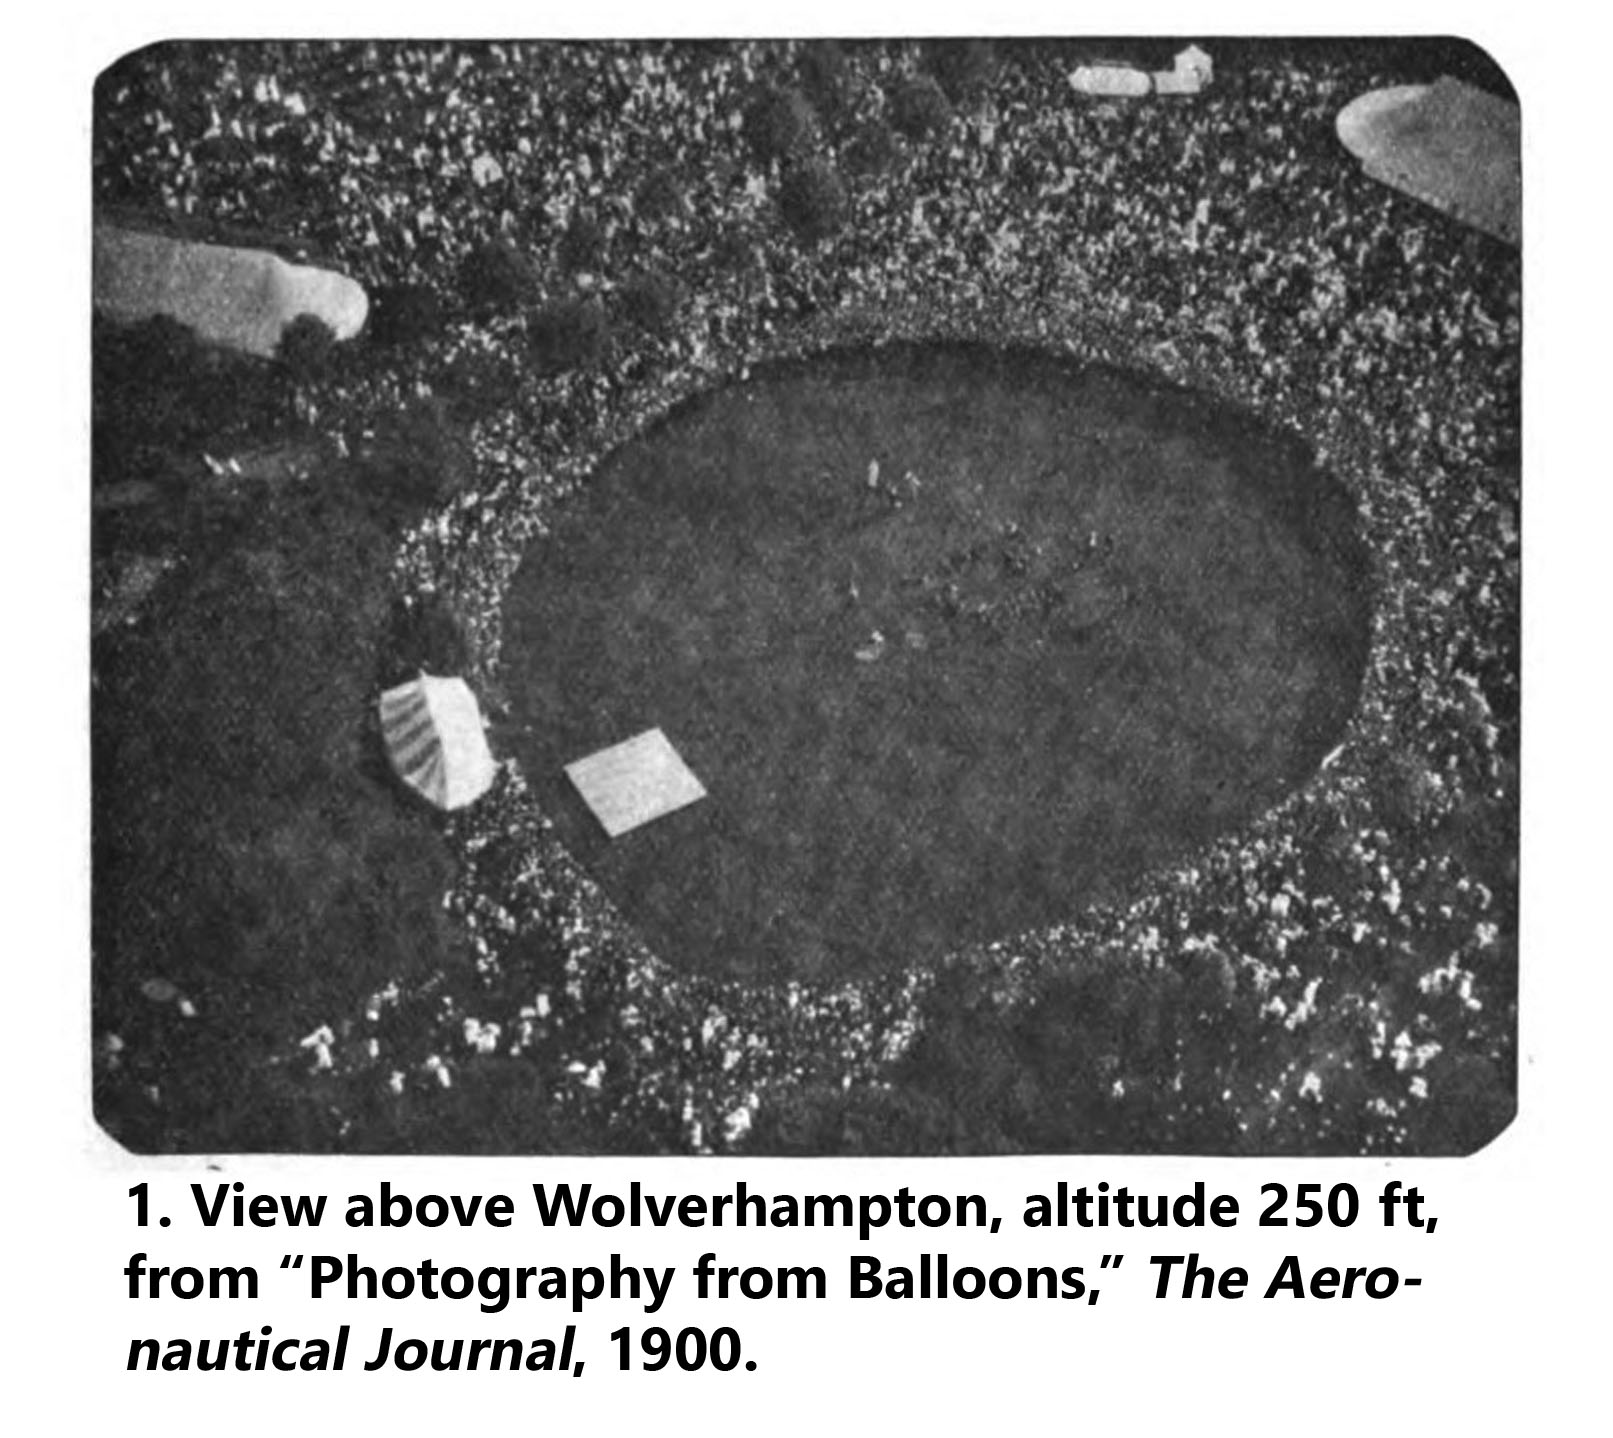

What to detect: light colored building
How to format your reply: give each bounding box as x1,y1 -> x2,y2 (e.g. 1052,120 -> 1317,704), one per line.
1153,44 -> 1213,95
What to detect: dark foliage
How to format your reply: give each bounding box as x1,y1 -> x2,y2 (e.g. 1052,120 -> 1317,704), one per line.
529,295 -> 610,373
923,39 -> 1000,103
557,211 -> 608,274
797,41 -> 852,119
777,158 -> 848,245
276,313 -> 339,379
366,282 -> 444,348
317,1057 -> 620,1155
617,268 -> 681,336
458,238 -> 536,314
744,1081 -> 955,1155
633,169 -> 687,224
889,75 -> 952,141
743,85 -> 818,163
1410,1054 -> 1514,1156
97,309 -> 197,375
843,119 -> 900,177
93,314 -> 291,486
711,225 -> 766,283
746,952 -> 1225,1156
380,591 -> 472,687
351,395 -> 474,520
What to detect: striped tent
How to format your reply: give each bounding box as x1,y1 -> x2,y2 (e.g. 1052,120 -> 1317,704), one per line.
378,675 -> 497,811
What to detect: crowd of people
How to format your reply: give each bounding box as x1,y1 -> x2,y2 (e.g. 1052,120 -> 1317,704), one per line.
94,38 -> 1519,1153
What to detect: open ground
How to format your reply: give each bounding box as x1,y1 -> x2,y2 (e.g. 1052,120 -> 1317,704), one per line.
508,343 -> 1369,981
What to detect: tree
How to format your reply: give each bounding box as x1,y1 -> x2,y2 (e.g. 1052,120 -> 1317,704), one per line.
353,396 -> 475,519
530,296 -> 610,373
744,85 -> 818,163
844,119 -> 900,177
889,76 -> 952,141
380,591 -> 472,687
798,41 -> 852,119
367,283 -> 444,348
778,159 -> 848,245
277,313 -> 339,379
458,239 -> 536,315
924,39 -> 999,103
557,212 -> 608,274
634,169 -> 688,224
617,269 -> 681,336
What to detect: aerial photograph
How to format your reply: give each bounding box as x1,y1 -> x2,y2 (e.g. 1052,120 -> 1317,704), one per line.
91,37 -> 1519,1155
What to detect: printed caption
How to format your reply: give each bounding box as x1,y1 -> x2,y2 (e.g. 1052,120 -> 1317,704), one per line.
121,1178 -> 1439,1376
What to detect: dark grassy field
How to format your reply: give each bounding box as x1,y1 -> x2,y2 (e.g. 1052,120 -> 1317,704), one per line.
505,344 -> 1371,982
89,320 -> 477,1151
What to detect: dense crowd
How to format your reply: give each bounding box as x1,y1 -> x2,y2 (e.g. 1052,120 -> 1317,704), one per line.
93,39 -> 1518,1153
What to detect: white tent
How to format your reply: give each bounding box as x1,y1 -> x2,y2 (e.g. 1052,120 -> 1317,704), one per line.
1069,62 -> 1152,98
1336,78 -> 1520,245
565,728 -> 707,837
93,222 -> 369,358
379,674 -> 497,811
1154,45 -> 1213,95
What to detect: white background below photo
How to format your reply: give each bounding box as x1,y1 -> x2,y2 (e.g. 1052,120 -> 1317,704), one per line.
12,0 -> 1611,1435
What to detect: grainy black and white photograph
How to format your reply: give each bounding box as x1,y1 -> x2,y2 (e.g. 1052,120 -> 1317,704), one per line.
90,36 -> 1520,1156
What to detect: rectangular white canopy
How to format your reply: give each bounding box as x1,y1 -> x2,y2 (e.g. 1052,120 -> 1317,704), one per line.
565,728 -> 707,837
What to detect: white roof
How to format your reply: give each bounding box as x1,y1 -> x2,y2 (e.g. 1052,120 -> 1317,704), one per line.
1153,68 -> 1205,95
379,674 -> 497,810
565,728 -> 707,837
